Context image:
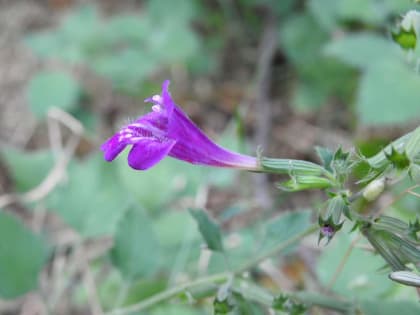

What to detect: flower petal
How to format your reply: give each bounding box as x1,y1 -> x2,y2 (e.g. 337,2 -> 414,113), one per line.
101,134 -> 127,161
127,138 -> 176,170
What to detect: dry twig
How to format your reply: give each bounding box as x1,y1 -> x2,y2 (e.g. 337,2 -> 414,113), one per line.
0,107 -> 83,208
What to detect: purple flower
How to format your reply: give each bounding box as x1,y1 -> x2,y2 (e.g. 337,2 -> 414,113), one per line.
101,81 -> 259,171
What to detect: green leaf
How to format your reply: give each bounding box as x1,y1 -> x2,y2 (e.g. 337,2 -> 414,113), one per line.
116,152 -> 203,212
150,305 -> 202,315
154,211 -> 198,247
189,208 -> 224,252
1,148 -> 53,192
308,0 -> 339,32
405,125 -> 420,161
291,58 -> 356,111
315,146 -> 334,172
27,71 -> 82,118
147,0 -> 198,26
280,13 -> 356,111
0,211 -> 48,299
110,208 -> 161,280
279,13 -> 328,65
47,154 -> 129,238
324,33 -> 399,69
316,232 -> 394,298
335,0 -> 386,25
265,210 -> 312,250
359,300 -> 420,315
357,61 -> 420,125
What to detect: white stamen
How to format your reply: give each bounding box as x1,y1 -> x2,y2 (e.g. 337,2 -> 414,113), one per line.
152,105 -> 162,112
152,95 -> 162,103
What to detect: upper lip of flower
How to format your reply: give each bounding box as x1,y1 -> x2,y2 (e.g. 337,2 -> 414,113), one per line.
101,80 -> 258,171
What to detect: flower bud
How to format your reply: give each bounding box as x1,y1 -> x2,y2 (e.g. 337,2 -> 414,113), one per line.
401,10 -> 420,33
362,177 -> 386,201
389,271 -> 420,287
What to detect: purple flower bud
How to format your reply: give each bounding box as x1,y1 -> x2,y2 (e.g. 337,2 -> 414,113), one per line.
101,81 -> 259,171
320,225 -> 335,239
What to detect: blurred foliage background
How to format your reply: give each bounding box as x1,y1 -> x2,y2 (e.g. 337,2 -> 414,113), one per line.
0,0 -> 420,314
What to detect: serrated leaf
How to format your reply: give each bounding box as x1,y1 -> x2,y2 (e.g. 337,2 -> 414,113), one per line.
189,208 -> 224,252
0,211 -> 48,299
27,71 -> 82,119
110,208 -> 161,280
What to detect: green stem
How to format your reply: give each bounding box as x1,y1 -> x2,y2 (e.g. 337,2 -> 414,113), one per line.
233,280 -> 352,313
293,292 -> 353,313
106,224 -> 318,315
105,272 -> 230,315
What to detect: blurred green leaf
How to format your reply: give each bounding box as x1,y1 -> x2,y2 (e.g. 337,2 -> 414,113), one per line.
359,300 -> 420,315
116,152 -> 202,212
316,232 -> 394,298
48,154 -> 129,238
280,13 -> 355,110
265,210 -> 312,249
25,3 -> 201,95
111,208 -> 161,280
154,211 -> 198,247
357,61 -> 420,125
147,0 -> 198,25
324,33 -> 399,69
0,211 -> 48,299
336,0 -> 386,25
310,0 -> 412,31
150,305 -> 202,315
280,13 -> 328,65
1,148 -> 53,192
27,71 -> 82,118
308,0 -> 339,31
189,208 -> 224,252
